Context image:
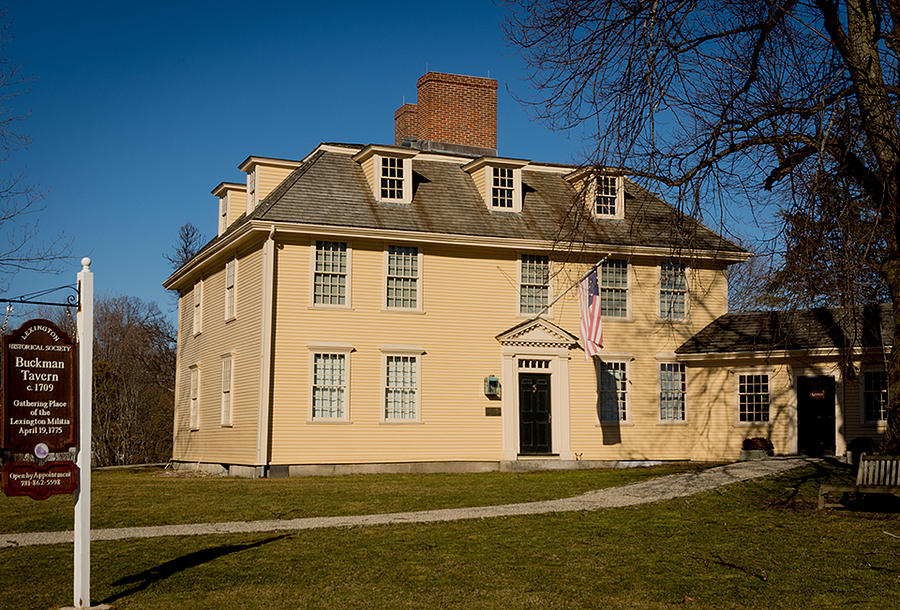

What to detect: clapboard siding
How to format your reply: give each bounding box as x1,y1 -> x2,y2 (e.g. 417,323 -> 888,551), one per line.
267,233 -> 731,464
172,244 -> 265,464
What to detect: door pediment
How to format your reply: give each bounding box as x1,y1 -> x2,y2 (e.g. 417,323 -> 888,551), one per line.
496,318 -> 580,349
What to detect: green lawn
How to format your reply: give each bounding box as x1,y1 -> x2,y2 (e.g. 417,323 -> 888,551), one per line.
0,462 -> 708,533
2,461 -> 897,609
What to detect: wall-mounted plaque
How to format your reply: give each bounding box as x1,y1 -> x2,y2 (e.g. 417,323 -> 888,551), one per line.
2,319 -> 78,453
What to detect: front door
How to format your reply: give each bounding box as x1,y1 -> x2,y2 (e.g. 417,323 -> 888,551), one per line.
519,373 -> 551,454
797,375 -> 836,456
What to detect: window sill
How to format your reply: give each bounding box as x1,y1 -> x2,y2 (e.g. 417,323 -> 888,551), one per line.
306,419 -> 353,425
225,316 -> 237,324
382,308 -> 425,315
657,420 -> 689,426
220,424 -> 233,428
308,305 -> 354,311
517,312 -> 554,319
596,421 -> 634,427
734,421 -> 771,427
657,318 -> 690,324
379,420 -> 423,425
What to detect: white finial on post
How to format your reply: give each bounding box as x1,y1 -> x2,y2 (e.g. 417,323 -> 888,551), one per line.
81,257 -> 91,270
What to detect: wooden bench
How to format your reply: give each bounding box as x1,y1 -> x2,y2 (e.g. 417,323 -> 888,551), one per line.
818,454 -> 900,509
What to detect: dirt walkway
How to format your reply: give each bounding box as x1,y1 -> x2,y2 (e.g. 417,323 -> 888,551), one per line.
1,457 -> 812,549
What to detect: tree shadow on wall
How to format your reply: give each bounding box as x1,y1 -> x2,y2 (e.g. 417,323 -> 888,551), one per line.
100,534 -> 289,604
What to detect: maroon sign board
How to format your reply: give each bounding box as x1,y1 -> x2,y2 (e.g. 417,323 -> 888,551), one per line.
1,319 -> 78,454
2,461 -> 78,500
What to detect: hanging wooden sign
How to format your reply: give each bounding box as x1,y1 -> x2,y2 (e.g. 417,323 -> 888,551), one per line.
1,319 -> 78,454
1,461 -> 79,500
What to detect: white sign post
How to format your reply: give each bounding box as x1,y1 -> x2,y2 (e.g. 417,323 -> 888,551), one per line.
74,258 -> 93,609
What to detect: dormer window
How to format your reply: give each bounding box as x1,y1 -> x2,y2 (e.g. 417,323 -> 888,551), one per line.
218,197 -> 228,235
352,145 -> 417,204
381,156 -> 406,201
492,167 -> 515,209
592,175 -> 624,219
246,169 -> 257,213
462,156 -> 528,213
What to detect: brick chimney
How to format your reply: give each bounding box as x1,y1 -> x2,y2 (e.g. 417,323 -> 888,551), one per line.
394,103 -> 419,145
394,72 -> 498,156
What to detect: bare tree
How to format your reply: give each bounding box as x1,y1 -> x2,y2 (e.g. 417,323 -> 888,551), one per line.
505,0 -> 900,451
164,222 -> 205,271
92,295 -> 175,465
0,11 -> 68,290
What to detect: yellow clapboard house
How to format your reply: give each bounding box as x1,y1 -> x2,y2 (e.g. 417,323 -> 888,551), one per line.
164,72 -> 889,476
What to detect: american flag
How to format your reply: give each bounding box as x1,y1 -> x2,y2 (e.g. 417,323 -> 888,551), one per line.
578,268 -> 603,358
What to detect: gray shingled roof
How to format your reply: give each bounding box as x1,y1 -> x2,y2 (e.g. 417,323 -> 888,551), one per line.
246,147 -> 744,253
676,304 -> 893,354
179,145 -> 746,276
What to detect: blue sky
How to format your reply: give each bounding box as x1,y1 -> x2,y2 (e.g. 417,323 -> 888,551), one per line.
4,1 -> 600,318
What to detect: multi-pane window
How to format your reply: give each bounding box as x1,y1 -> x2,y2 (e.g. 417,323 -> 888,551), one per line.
659,363 -> 686,421
192,280 -> 203,335
385,355 -> 418,420
218,197 -> 228,234
312,353 -> 347,419
492,167 -> 514,208
387,246 -> 419,309
380,157 -> 405,200
863,370 -> 888,423
595,176 -> 618,216
221,356 -> 233,426
598,361 -> 628,421
660,262 -> 687,320
225,259 -> 237,320
314,241 -> 348,305
738,373 -> 770,422
600,259 -> 628,317
520,255 -> 550,314
246,170 -> 256,212
189,366 -> 200,430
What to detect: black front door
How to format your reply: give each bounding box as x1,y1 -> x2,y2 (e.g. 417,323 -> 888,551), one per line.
519,373 -> 551,454
797,375 -> 836,457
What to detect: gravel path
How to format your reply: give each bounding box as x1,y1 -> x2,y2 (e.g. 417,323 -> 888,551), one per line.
1,457 -> 812,549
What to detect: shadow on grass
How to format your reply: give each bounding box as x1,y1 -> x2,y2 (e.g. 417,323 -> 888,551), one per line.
100,534 -> 289,604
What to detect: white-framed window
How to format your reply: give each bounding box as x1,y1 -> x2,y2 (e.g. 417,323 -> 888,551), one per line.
381,156 -> 404,200
218,196 -> 228,235
737,372 -> 770,423
220,355 -> 233,426
189,365 -> 200,430
192,279 -> 203,336
310,351 -> 349,421
386,245 -> 421,310
598,361 -> 628,422
520,254 -> 550,315
312,241 -> 349,306
660,262 -> 688,320
384,354 -> 420,421
659,362 -> 686,422
246,169 -> 257,212
592,175 -> 624,219
599,259 -> 629,318
492,166 -> 515,208
225,258 -> 237,321
862,369 -> 888,424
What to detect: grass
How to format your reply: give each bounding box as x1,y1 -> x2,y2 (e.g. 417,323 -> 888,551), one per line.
2,460 -> 898,608
0,462 -> 707,533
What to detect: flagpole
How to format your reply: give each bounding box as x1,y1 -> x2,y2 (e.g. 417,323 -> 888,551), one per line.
528,254 -> 609,320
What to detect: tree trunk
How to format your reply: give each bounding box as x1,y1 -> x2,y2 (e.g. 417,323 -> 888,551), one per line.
882,254 -> 900,454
